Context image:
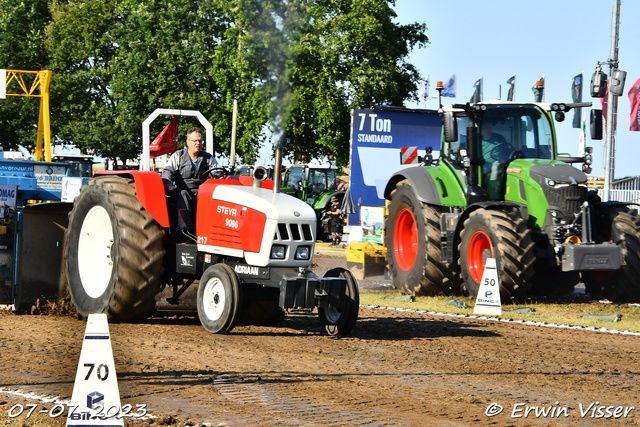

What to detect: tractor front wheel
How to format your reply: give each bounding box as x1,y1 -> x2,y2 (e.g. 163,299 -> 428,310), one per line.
319,268 -> 359,337
385,180 -> 460,295
197,264 -> 243,334
459,209 -> 535,301
64,176 -> 165,322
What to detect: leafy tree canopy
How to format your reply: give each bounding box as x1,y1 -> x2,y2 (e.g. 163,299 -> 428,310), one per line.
1,0 -> 427,167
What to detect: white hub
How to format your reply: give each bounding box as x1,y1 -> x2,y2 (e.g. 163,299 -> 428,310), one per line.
202,277 -> 226,321
78,206 -> 115,298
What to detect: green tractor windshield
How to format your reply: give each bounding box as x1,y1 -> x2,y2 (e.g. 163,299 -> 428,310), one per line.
282,165 -> 305,199
447,107 -> 555,167
445,105 -> 556,199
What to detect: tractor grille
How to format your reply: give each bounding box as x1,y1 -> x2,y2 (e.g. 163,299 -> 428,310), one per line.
275,223 -> 314,241
544,185 -> 587,215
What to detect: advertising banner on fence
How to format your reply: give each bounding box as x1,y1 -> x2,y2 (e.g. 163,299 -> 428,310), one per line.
360,206 -> 385,244
348,107 -> 442,225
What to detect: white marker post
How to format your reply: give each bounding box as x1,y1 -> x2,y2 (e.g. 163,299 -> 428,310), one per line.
67,314 -> 124,427
473,258 -> 502,316
0,69 -> 6,99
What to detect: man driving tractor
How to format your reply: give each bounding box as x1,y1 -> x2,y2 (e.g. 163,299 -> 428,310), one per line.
162,126 -> 218,231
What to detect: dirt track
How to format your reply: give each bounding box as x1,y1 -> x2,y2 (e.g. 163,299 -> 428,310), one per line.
2,253 -> 640,426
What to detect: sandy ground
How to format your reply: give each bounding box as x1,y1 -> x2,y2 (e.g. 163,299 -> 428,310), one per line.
2,252 -> 640,426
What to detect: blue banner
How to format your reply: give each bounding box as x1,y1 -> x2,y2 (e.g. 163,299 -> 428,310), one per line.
348,108 -> 442,225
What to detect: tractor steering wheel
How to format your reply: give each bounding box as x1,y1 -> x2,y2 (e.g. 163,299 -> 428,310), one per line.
489,142 -> 515,161
201,165 -> 232,181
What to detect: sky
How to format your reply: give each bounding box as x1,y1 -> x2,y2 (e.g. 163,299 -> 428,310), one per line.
392,0 -> 640,179
49,0 -> 639,178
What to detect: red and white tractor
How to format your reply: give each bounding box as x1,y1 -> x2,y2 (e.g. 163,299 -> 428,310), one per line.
63,110 -> 359,336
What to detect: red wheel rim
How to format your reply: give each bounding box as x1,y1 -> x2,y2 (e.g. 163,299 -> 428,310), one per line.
468,231 -> 493,283
394,208 -> 418,271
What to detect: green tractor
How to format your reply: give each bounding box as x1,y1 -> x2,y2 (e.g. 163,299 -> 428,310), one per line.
384,101 -> 640,302
281,164 -> 346,240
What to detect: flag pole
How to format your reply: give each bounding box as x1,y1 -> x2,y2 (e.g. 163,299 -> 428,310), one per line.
603,0 -> 621,202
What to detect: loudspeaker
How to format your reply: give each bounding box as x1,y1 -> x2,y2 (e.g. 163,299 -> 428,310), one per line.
591,71 -> 607,98
610,70 -> 627,96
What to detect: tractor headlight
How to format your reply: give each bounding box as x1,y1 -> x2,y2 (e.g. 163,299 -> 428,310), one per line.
270,245 -> 286,259
546,178 -> 556,187
295,246 -> 310,260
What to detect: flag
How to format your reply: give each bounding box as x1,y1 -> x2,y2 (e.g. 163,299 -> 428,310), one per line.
150,116 -> 179,158
506,75 -> 516,101
578,111 -> 586,157
470,78 -> 482,103
629,77 -> 640,131
442,74 -> 456,97
571,73 -> 583,128
532,75 -> 544,102
418,74 -> 429,99
600,88 -> 618,132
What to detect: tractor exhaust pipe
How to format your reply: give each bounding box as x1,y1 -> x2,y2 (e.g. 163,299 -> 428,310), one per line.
273,147 -> 283,195
253,165 -> 268,190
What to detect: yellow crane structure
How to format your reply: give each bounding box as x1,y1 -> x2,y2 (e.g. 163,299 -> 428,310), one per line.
0,69 -> 52,162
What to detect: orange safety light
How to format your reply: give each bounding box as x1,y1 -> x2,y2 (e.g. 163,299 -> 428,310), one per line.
536,80 -> 544,88
436,81 -> 444,89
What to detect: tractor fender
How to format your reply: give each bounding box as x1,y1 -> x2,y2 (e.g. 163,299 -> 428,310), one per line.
453,201 -> 529,248
94,170 -> 170,228
384,166 -> 441,205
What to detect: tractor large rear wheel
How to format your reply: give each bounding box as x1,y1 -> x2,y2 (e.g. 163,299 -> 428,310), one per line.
385,180 -> 460,296
64,176 -> 165,322
459,209 -> 535,302
583,208 -> 640,302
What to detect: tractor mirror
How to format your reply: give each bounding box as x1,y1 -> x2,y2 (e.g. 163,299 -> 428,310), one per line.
443,111 -> 458,142
590,109 -> 603,140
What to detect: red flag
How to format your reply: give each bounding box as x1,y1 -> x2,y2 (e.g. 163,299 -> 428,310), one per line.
150,116 -> 179,158
629,77 -> 640,132
599,88 -> 618,132
600,89 -> 608,130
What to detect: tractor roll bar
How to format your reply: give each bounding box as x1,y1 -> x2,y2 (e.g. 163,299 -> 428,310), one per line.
142,109 -> 213,172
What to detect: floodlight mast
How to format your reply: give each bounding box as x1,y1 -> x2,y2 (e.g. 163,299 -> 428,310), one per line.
603,0 -> 621,202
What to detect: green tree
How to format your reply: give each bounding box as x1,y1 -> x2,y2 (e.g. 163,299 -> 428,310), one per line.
45,0 -> 127,163
45,0 -> 272,165
261,0 -> 429,165
0,0 -> 52,153
3,0 -> 427,167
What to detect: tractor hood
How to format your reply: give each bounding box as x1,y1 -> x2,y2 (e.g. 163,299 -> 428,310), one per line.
507,159 -> 588,187
506,159 -> 588,220
529,163 -> 588,186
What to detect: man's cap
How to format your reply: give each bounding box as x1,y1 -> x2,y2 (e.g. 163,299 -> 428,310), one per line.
331,196 -> 339,202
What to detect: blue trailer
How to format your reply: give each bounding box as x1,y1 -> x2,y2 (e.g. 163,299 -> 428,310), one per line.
0,152 -> 93,311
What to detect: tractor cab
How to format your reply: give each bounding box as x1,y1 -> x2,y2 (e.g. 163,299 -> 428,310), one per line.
441,102 -> 596,204
443,104 -> 556,200
281,164 -> 346,239
51,154 -> 94,178
281,164 -> 342,207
